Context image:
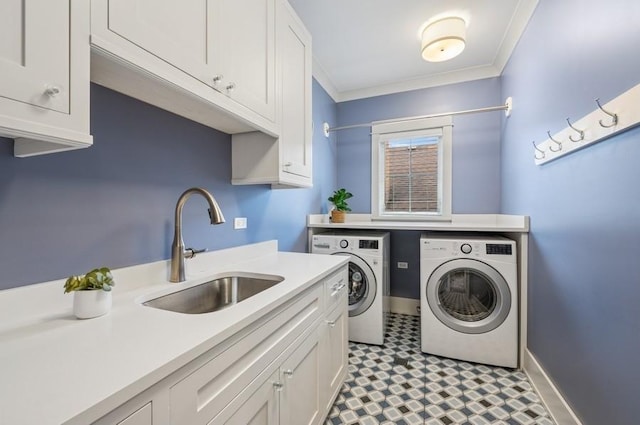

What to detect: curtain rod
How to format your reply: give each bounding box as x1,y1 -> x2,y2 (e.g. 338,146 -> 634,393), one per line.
322,97 -> 513,137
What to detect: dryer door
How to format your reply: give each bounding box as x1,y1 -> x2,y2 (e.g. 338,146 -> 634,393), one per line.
426,259 -> 511,334
332,253 -> 377,317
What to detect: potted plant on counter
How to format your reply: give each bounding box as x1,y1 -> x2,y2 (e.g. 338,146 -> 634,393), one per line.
328,188 -> 353,223
64,267 -> 115,319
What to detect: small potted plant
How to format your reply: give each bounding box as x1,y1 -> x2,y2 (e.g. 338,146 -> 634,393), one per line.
328,188 -> 353,223
64,267 -> 115,319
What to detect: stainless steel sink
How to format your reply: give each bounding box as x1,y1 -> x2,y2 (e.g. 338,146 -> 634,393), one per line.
143,274 -> 285,314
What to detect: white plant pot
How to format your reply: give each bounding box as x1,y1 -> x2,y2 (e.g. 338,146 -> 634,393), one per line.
73,290 -> 112,319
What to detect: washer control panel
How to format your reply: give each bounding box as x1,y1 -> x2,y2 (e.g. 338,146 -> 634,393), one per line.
312,234 -> 384,253
421,237 -> 516,262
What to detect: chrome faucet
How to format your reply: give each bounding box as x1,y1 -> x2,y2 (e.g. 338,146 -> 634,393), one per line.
170,187 -> 225,283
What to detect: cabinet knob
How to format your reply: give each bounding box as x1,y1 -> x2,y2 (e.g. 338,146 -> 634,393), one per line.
326,320 -> 336,327
212,75 -> 224,84
283,369 -> 294,376
44,86 -> 61,97
273,381 -> 284,391
226,83 -> 236,92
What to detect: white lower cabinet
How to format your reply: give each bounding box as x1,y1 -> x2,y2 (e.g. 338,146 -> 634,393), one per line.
117,403 -> 152,425
93,266 -> 348,425
280,329 -> 322,425
321,299 -> 349,414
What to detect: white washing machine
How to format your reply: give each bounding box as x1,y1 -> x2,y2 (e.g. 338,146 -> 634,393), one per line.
420,235 -> 518,368
311,231 -> 390,345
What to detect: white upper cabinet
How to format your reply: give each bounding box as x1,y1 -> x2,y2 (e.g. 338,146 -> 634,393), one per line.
212,0 -> 276,121
278,0 -> 312,180
91,0 -> 277,135
230,0 -> 312,188
106,0 -> 211,79
0,0 -> 92,157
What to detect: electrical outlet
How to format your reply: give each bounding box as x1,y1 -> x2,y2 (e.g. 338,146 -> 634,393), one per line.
234,217 -> 247,229
397,261 -> 408,269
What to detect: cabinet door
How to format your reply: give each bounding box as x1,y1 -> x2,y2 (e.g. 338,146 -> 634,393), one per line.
277,0 -> 312,179
0,0 -> 69,113
106,0 -> 211,80
322,304 -> 349,413
212,0 -> 276,121
280,329 -> 322,425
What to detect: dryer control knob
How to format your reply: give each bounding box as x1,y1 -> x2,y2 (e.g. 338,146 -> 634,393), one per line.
339,239 -> 349,249
460,243 -> 472,254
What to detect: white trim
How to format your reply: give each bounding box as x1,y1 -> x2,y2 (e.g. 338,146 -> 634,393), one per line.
389,296 -> 420,316
493,0 -> 540,73
524,350 -> 583,425
371,116 -> 453,222
338,65 -> 500,103
311,57 -> 340,102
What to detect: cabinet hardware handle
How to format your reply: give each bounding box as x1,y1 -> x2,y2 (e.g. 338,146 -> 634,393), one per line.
273,382 -> 284,391
45,86 -> 61,97
226,83 -> 236,92
284,162 -> 292,167
213,75 -> 224,84
326,320 -> 336,327
283,369 -> 294,376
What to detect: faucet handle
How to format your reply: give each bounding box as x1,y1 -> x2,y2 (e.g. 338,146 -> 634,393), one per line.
184,248 -> 207,259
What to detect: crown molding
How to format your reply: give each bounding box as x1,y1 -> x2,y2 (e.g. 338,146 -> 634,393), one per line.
336,65 -> 502,103
493,0 -> 539,73
311,57 -> 340,102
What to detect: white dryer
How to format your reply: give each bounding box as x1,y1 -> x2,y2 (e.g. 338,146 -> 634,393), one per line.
311,231 -> 390,345
420,235 -> 518,368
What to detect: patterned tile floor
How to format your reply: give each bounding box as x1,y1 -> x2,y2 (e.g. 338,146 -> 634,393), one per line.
325,313 -> 554,425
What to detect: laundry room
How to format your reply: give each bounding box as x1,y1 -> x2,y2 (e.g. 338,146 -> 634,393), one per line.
0,1 -> 638,425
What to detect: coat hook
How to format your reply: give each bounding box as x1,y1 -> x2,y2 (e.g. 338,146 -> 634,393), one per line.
595,98 -> 618,128
532,141 -> 545,160
566,118 -> 584,142
547,131 -> 562,152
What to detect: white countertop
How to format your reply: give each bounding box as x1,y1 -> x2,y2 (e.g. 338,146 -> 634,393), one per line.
307,214 -> 529,232
0,241 -> 347,425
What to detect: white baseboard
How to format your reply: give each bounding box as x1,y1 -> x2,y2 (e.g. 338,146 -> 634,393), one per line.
389,296 -> 420,316
524,349 -> 582,425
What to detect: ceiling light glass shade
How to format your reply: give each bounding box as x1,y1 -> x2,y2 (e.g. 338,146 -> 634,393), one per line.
421,17 -> 466,62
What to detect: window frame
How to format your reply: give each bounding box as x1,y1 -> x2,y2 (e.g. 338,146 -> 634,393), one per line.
371,116 -> 453,221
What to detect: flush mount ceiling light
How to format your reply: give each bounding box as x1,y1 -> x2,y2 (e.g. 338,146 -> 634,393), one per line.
421,17 -> 466,62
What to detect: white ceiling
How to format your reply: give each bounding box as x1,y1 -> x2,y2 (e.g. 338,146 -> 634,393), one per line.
287,0 -> 539,102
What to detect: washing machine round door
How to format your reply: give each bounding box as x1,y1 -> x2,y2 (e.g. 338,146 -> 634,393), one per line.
332,253 -> 377,317
426,259 -> 511,334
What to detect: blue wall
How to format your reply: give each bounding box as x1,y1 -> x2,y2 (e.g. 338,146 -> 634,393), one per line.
501,1 -> 640,424
0,80 -> 337,290
336,79 -> 503,299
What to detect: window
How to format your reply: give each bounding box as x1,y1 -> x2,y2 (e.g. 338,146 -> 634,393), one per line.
371,117 -> 452,221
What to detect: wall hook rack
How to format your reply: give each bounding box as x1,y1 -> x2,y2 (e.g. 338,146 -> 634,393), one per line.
534,82 -> 640,165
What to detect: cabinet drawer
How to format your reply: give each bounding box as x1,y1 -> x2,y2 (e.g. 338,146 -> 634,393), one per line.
324,268 -> 348,313
169,284 -> 322,424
